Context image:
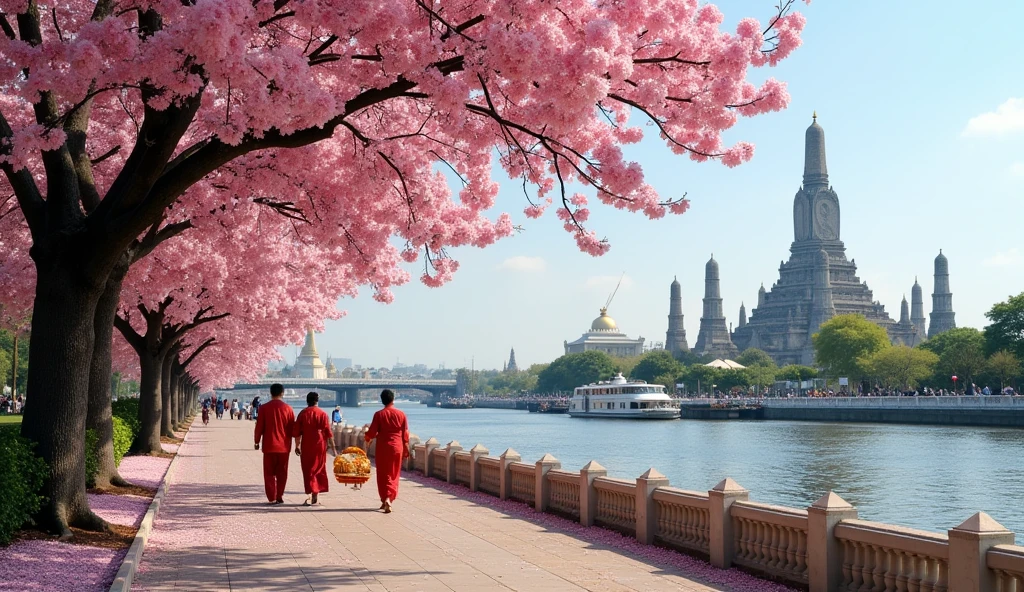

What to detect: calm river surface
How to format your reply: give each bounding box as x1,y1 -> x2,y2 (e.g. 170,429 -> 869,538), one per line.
309,400 -> 1024,535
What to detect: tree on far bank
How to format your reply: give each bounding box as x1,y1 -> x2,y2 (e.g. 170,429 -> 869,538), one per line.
864,346 -> 938,390
987,351 -> 1021,390
736,348 -> 775,368
919,327 -> 987,389
536,351 -> 617,393
681,364 -> 721,396
984,293 -> 1024,360
813,315 -> 891,380
776,365 -> 819,381
630,351 -> 683,385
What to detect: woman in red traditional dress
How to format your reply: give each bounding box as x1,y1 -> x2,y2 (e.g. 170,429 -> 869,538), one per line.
294,391 -> 336,506
364,389 -> 410,513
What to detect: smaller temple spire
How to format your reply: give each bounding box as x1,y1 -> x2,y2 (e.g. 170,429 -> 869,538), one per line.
738,302 -> 747,328
506,347 -> 519,373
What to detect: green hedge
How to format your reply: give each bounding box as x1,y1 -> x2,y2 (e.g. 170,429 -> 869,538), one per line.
0,426 -> 47,546
112,416 -> 132,466
111,398 -> 141,444
85,429 -> 99,488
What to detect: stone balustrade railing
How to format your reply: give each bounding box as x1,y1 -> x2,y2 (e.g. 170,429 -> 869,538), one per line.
988,544 -> 1024,590
333,423 -> 1019,592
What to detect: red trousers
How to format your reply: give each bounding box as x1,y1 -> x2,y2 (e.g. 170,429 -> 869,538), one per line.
299,447 -> 329,495
262,452 -> 289,502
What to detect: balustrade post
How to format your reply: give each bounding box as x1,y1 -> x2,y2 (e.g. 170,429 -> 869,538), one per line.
499,448 -> 521,500
948,512 -> 1014,592
579,461 -> 607,527
535,454 -> 561,512
342,426 -> 355,448
445,441 -> 463,484
404,434 -> 421,471
808,491 -> 858,592
333,424 -> 343,451
708,478 -> 749,569
423,437 -> 440,478
468,444 -> 489,492
636,468 -> 670,545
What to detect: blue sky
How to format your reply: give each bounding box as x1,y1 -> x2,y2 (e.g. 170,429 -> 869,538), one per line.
289,1 -> 1024,371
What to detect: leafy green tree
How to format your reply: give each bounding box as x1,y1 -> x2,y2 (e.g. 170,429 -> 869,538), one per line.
612,354 -> 644,378
526,363 -> 549,376
736,348 -> 775,368
672,349 -> 713,366
717,368 -> 753,392
536,351 -> 616,393
919,327 -> 987,389
984,293 -> 1024,359
681,364 -> 721,395
813,314 -> 891,379
987,350 -> 1021,390
0,329 -> 29,396
864,346 -> 938,390
652,373 -> 681,393
776,365 -> 819,381
746,365 -> 778,394
630,351 -> 683,385
0,349 -> 9,394
487,371 -> 539,394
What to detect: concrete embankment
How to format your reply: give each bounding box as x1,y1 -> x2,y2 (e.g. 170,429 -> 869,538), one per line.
682,396 -> 1024,427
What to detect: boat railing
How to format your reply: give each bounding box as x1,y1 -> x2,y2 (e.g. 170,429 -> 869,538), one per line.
385,426 -> 1016,592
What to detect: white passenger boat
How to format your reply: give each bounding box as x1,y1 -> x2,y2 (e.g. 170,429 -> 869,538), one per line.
569,374 -> 680,419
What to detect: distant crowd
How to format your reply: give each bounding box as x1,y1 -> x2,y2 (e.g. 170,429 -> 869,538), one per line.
690,385 -> 1017,399
0,394 -> 24,414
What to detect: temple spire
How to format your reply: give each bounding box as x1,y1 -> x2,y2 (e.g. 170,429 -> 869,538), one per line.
804,113 -> 829,188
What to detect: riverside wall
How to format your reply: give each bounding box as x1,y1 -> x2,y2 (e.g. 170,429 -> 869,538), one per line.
334,423 -> 1024,592
682,396 -> 1024,428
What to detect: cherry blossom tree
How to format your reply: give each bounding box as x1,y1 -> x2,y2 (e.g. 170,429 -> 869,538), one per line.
0,0 -> 805,535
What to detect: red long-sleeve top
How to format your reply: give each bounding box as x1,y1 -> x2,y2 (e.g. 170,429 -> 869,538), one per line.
254,398 -> 295,453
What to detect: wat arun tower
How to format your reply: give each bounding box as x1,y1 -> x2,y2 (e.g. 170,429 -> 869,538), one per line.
731,115 -> 894,366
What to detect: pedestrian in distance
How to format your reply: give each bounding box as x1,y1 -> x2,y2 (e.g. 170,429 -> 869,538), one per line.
332,406 -> 343,426
254,383 -> 295,504
294,392 -> 337,506
364,389 -> 410,514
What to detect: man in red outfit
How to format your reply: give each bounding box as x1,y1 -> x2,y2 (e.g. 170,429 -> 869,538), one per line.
254,383 -> 295,504
293,391 -> 336,506
365,389 -> 410,513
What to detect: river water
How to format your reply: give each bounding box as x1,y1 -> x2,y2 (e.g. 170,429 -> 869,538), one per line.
304,400 -> 1024,536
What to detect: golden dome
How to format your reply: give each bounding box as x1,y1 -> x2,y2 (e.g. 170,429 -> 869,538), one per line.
591,308 -> 618,332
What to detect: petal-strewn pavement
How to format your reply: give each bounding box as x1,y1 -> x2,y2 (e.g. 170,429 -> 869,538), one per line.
132,418 -> 792,592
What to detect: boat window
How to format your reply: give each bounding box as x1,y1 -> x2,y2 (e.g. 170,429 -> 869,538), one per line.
640,403 -> 649,409
630,402 -> 639,409
620,402 -> 625,409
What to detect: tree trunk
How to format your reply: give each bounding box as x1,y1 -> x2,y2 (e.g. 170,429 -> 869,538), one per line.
133,351 -> 164,455
11,331 -> 17,398
161,354 -> 174,437
169,368 -> 179,432
20,268 -> 108,536
86,272 -> 129,488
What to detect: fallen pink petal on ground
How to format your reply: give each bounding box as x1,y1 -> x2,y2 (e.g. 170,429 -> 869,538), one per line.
0,540 -> 122,592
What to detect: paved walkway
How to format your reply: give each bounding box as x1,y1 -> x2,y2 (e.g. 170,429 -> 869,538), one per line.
132,417 -> 738,592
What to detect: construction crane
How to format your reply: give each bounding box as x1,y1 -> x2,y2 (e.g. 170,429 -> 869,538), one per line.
603,272 -> 626,313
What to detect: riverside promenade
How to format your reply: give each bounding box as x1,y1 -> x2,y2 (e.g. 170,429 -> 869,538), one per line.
131,418 -> 761,592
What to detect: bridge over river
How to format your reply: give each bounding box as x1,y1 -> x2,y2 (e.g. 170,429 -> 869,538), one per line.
229,377 -> 460,406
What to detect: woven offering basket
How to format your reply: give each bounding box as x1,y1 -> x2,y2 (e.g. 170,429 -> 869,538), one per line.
333,446 -> 372,485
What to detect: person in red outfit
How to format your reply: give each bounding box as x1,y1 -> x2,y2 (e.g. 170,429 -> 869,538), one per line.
364,389 -> 410,513
293,391 -> 336,506
254,383 -> 295,504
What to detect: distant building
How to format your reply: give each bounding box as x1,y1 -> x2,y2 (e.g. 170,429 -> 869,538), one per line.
564,308 -> 645,357
504,348 -> 520,373
928,250 -> 956,338
693,256 -> 738,359
293,328 -> 327,379
665,277 -> 689,355
731,114 -> 896,365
